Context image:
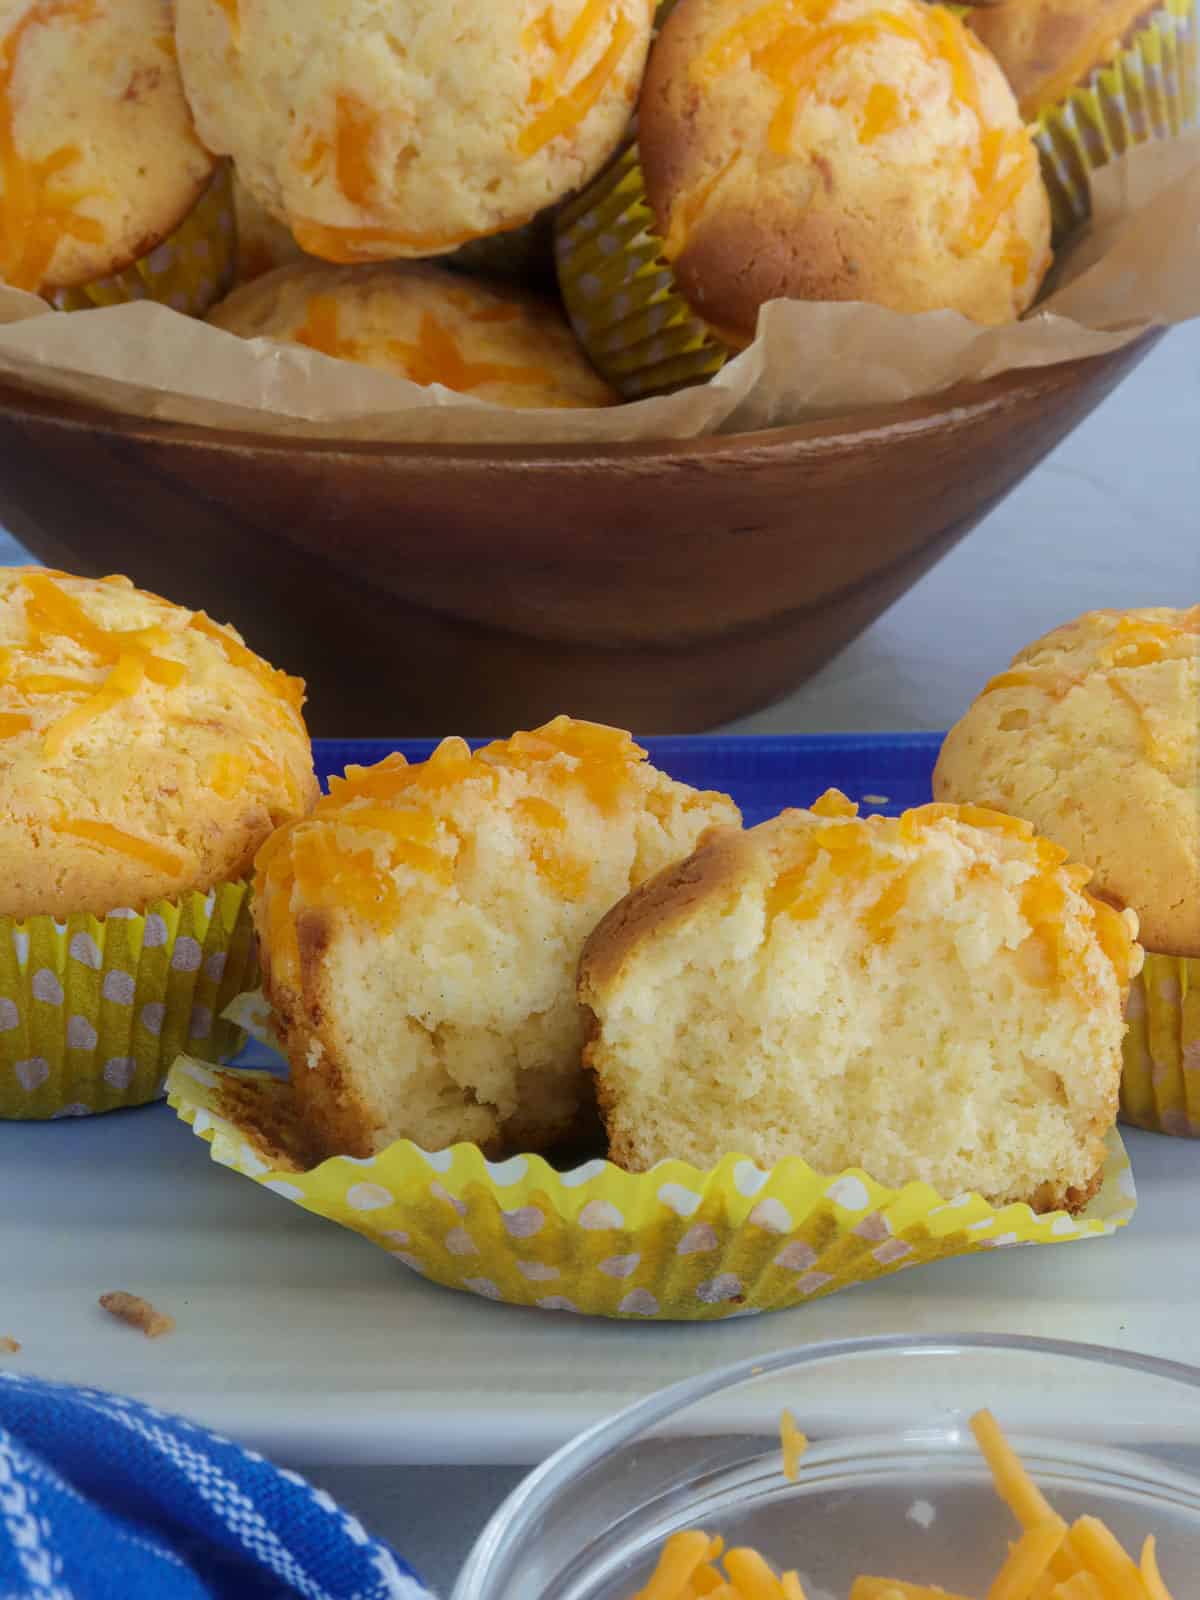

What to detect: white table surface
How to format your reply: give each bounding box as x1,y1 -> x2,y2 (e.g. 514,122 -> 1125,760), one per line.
1,321 -> 1197,1596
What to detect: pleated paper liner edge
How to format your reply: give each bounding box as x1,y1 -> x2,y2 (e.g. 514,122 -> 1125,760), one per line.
167,1057 -> 1137,1322
0,880 -> 256,1118
1119,950 -> 1200,1138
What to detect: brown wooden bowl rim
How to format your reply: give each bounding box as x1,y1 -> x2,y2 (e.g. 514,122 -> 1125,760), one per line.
0,331 -> 1157,466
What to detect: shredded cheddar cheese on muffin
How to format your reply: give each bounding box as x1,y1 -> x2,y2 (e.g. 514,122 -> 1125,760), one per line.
0,568 -> 316,918
0,0 -> 104,290
254,715 -> 739,1162
210,259 -> 617,409
934,607 -> 1200,957
639,0 -> 1051,341
175,0 -> 653,262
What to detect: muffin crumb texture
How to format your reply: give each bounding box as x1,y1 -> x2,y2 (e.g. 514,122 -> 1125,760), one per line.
934,606 -> 1200,955
580,790 -> 1140,1210
255,716 -> 740,1160
0,568 -> 318,918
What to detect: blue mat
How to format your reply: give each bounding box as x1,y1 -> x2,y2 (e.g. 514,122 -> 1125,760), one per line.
312,733 -> 945,824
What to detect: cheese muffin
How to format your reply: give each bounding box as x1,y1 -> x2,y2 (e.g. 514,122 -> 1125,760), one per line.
934,609 -> 1199,1138
580,792 -> 1141,1210
0,0 -> 217,295
637,0 -> 1053,340
175,0 -> 654,265
0,568 -> 317,1117
209,260 -> 618,408
969,0 -> 1164,121
255,717 -> 740,1160
0,569 -> 317,917
934,609 -> 1199,957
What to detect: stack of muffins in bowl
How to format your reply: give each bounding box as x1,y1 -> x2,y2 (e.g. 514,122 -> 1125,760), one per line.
2,0 -> 1193,407
2,559 -> 1193,1319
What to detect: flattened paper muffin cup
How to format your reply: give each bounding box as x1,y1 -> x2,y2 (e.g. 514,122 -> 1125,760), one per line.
554,143 -> 730,401
168,1046 -> 1137,1322
1119,951 -> 1200,1138
49,161 -> 237,317
0,881 -> 256,1120
1035,0 -> 1198,240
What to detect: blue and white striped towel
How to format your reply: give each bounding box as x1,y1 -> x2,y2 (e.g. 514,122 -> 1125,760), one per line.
0,1373 -> 434,1599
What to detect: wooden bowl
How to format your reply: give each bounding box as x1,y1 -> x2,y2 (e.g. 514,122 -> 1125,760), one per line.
0,336 -> 1155,736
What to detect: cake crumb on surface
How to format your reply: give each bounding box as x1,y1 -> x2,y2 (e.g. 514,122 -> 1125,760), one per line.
99,1292 -> 175,1340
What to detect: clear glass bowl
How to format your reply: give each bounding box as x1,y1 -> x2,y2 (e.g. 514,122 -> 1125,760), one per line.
452,1334 -> 1200,1600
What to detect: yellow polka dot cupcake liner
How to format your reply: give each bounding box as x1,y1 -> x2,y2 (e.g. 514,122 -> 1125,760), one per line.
1119,951 -> 1200,1138
0,881 -> 256,1120
554,143 -> 729,401
48,161 -> 237,318
1034,0 -> 1198,242
167,1036 -> 1136,1323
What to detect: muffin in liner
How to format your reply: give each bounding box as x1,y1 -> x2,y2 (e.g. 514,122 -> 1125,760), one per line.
49,162 -> 237,317
1033,0 -> 1199,240
553,8 -> 1034,401
167,1002 -> 1136,1321
0,881 -> 256,1120
1119,952 -> 1200,1138
556,3 -> 1196,400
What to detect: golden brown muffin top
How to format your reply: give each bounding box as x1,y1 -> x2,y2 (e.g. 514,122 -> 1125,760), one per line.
584,787 -> 1143,1000
934,607 -> 1200,955
0,568 -> 317,917
969,0 -> 1157,120
638,0 -> 1052,341
256,714 -> 737,979
209,260 -> 618,409
175,0 -> 653,264
0,0 -> 216,292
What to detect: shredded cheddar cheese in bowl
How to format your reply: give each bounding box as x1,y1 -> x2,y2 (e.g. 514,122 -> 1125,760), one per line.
628,1412 -> 1178,1600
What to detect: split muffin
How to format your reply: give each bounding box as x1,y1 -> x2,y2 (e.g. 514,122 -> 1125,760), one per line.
0,568 -> 318,1117
209,260 -> 618,408
0,0 -> 232,310
934,607 -> 1200,1136
580,791 -> 1141,1209
175,0 -> 655,263
254,717 -> 740,1160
